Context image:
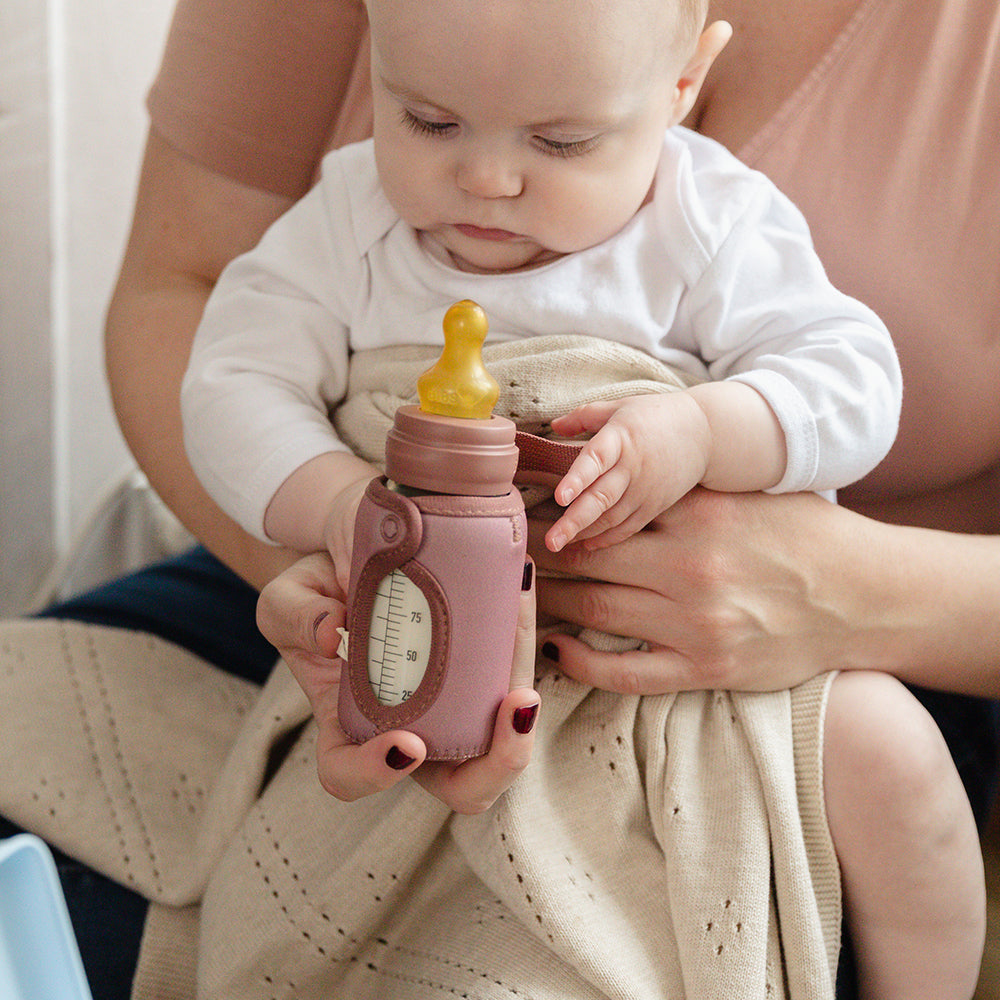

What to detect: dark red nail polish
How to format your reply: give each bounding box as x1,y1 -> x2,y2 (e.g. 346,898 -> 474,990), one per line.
521,561 -> 534,591
541,641 -> 560,663
312,611 -> 329,644
512,703 -> 539,735
385,746 -> 416,770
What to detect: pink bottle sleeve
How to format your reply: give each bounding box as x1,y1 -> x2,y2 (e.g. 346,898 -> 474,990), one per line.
338,478 -> 527,760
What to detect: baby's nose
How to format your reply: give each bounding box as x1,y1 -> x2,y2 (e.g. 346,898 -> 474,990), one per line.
456,151 -> 523,199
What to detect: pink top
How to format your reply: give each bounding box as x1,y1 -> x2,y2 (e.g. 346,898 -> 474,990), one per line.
737,0 -> 1000,509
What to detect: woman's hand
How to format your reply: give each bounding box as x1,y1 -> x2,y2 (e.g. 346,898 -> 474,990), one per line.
256,552 -> 540,814
532,487 -> 881,693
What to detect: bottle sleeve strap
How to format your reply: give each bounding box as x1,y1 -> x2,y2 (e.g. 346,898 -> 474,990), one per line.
513,431 -> 581,486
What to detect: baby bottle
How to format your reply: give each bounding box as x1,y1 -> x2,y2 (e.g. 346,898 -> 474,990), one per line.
337,301 -> 527,761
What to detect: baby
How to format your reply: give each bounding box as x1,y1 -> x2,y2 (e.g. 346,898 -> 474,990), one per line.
181,0 -> 984,995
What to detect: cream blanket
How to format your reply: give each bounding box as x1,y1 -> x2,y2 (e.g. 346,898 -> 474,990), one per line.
0,337 -> 841,999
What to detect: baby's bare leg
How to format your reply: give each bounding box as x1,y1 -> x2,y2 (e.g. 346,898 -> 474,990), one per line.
824,671 -> 985,999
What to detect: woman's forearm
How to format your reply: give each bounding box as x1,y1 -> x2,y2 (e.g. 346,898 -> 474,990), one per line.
106,272 -> 296,589
105,130 -> 299,590
839,515 -> 1000,697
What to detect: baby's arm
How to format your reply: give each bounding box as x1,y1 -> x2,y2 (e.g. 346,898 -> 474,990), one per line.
263,450 -> 381,593
545,382 -> 786,552
180,164 -> 376,589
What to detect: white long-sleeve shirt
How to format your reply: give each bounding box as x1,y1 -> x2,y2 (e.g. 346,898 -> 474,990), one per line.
182,129 -> 901,540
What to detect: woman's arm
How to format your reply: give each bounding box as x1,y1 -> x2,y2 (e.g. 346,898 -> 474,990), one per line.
531,487 -> 1000,699
105,129 -> 300,589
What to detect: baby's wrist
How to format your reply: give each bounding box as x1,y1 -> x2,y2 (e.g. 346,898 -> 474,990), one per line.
687,382 -> 786,492
265,451 -> 379,553
666,389 -> 713,488
322,471 -> 378,561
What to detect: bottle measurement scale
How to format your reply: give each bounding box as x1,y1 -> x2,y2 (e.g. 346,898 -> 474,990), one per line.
366,569 -> 431,706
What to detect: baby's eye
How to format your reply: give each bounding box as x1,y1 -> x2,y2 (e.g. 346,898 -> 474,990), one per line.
534,134 -> 600,157
401,109 -> 457,138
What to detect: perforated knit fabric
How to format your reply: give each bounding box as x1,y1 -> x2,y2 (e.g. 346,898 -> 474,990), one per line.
0,620 -> 838,999
0,339 -> 841,998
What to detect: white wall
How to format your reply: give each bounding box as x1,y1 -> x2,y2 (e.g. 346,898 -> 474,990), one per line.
1,0 -> 175,614
1,0 -> 53,614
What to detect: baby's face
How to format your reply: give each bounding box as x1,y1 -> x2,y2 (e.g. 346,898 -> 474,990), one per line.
368,0 -> 693,274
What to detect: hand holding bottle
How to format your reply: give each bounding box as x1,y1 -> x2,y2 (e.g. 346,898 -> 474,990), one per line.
257,548 -> 539,812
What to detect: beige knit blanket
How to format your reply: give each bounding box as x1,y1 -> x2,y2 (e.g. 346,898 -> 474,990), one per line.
0,337 -> 841,999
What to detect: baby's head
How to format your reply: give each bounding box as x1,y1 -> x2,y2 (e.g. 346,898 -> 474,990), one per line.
365,0 -> 728,274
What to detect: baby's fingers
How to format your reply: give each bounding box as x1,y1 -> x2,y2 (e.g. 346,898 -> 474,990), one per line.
550,399 -> 622,439
546,468 -> 630,552
574,508 -> 658,551
553,424 -> 626,509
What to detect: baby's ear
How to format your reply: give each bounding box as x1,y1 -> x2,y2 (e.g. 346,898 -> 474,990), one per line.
669,20 -> 733,126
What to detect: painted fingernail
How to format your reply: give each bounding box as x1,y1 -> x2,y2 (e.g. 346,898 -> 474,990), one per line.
385,746 -> 416,770
541,641 -> 560,663
312,611 -> 329,644
512,703 -> 539,735
521,561 -> 534,591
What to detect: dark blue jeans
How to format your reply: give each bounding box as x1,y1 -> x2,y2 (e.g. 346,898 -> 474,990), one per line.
4,546 -> 997,999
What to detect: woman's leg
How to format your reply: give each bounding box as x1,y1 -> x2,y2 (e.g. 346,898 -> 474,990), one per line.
833,682 -> 1000,998
42,545 -> 278,684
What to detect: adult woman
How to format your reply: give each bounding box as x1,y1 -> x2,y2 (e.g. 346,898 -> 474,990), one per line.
108,0 -> 1000,805
3,0 -> 997,996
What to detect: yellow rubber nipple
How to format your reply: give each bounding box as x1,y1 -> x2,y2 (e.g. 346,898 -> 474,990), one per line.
417,300 -> 500,420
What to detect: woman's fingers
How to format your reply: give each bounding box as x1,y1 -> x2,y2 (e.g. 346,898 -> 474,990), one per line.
315,728 -> 427,801
539,636 -> 700,695
530,512 -> 670,589
256,551 -> 345,663
531,488 -> 849,693
536,573 -> 670,647
412,687 -> 540,814
508,558 -> 538,689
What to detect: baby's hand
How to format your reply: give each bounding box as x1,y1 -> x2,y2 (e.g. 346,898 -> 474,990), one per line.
545,393 -> 710,552
323,476 -> 377,595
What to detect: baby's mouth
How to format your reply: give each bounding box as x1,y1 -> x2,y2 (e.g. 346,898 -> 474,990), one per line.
453,224 -> 520,242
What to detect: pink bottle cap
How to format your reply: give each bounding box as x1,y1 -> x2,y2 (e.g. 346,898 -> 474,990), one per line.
385,405 -> 519,496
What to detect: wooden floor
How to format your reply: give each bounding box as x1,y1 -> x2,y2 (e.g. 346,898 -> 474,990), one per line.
974,802 -> 1000,999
